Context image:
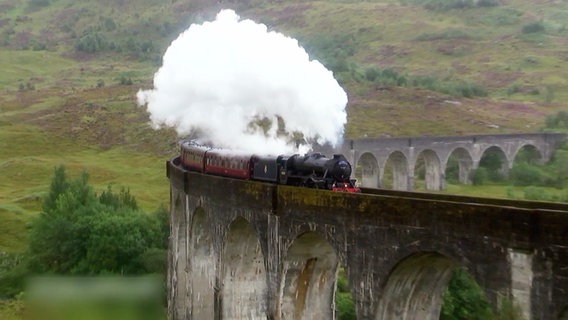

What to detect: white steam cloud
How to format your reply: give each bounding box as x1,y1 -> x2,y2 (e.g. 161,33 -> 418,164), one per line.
137,9 -> 347,154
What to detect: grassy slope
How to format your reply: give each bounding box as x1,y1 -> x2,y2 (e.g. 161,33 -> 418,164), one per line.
247,0 -> 568,137
0,0 -> 567,255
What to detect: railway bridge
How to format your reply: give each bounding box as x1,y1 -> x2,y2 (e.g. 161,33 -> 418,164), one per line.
327,133 -> 566,191
166,158 -> 568,320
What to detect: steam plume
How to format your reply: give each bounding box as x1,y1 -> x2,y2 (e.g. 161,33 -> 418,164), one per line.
137,9 -> 347,154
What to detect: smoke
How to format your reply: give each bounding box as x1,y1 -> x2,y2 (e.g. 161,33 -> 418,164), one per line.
137,9 -> 347,154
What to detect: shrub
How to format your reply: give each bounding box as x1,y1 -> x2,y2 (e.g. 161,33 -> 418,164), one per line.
119,75 -> 133,85
477,0 -> 499,7
365,67 -> 379,82
440,268 -> 493,320
74,32 -> 108,53
335,269 -> 355,319
28,166 -> 167,275
335,292 -> 356,320
522,21 -> 545,34
524,186 -> 554,201
510,163 -> 545,186
471,168 -> 487,185
544,111 -> 568,130
423,0 -> 474,11
28,0 -> 49,7
0,253 -> 29,298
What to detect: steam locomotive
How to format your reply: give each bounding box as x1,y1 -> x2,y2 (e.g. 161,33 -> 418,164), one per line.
179,140 -> 360,192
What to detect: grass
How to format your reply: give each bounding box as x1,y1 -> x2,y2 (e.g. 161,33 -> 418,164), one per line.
0,134 -> 169,254
442,183 -> 568,203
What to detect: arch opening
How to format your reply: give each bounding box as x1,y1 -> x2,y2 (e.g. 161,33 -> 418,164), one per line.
375,253 -> 493,320
383,151 -> 409,191
474,146 -> 508,184
513,144 -> 543,165
281,232 -> 346,320
414,150 -> 443,191
445,148 -> 474,185
221,217 -> 267,320
356,152 -> 380,188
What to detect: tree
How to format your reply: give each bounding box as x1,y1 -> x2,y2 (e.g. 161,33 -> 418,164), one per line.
28,166 -> 168,275
440,268 -> 493,320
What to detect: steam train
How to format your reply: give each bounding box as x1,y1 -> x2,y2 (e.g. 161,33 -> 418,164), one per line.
179,140 -> 360,192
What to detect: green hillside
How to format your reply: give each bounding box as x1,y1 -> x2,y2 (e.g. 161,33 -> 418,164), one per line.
1,0 -> 567,254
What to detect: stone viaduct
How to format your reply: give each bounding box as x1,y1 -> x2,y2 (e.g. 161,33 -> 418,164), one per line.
326,133 -> 566,191
166,156 -> 568,320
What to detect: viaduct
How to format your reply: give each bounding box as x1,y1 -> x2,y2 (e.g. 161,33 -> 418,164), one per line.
328,133 -> 566,191
166,133 -> 568,320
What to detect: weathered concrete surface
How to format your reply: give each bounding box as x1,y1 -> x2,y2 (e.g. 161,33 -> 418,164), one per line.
167,158 -> 568,320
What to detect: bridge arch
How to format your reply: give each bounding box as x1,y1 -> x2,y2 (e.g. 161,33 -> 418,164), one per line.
280,231 -> 339,320
221,217 -> 268,319
512,144 -> 544,165
445,147 -> 474,185
384,151 -> 410,190
414,149 -> 443,191
356,152 -> 381,188
375,252 -> 457,320
478,146 -> 509,179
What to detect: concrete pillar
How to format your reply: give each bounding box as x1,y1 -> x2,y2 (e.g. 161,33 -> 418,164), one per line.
508,249 -> 533,320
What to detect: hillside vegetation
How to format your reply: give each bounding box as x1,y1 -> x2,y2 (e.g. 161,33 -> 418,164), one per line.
1,0 -> 567,252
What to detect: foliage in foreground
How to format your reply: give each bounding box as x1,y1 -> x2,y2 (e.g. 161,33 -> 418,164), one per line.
441,268 -> 493,320
335,269 -> 355,320
0,166 -> 168,299
441,268 -> 525,320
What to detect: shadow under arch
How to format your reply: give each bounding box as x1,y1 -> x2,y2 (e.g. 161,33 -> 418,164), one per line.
384,151 -> 409,190
356,152 -> 380,188
281,231 -> 340,320
375,252 -> 457,320
445,147 -> 474,185
189,207 -> 215,319
513,144 -> 543,165
414,149 -> 442,191
221,217 -> 267,319
478,146 -> 509,180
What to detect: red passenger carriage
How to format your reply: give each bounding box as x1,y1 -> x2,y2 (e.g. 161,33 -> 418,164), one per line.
204,149 -> 252,180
